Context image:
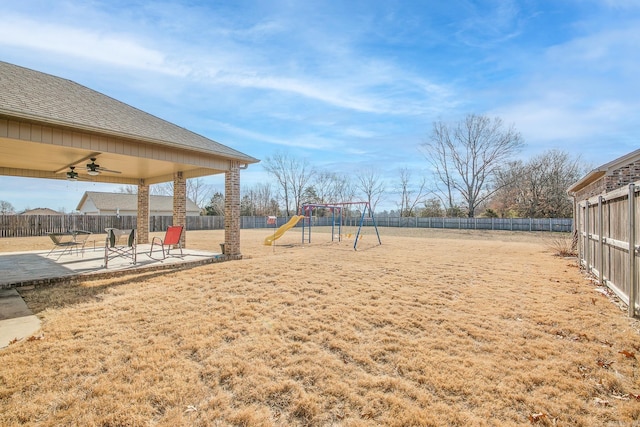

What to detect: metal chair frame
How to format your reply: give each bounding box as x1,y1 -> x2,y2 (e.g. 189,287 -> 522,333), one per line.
149,225 -> 184,259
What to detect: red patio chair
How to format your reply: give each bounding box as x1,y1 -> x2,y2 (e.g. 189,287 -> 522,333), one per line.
149,225 -> 184,259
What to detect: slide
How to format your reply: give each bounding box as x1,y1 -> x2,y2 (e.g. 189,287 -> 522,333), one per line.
264,215 -> 305,246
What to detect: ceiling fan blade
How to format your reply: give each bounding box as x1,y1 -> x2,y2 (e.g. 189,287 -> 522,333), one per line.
97,167 -> 122,174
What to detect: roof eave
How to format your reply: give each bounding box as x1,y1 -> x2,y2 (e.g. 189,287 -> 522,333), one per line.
567,148 -> 640,196
0,109 -> 260,165
567,170 -> 606,195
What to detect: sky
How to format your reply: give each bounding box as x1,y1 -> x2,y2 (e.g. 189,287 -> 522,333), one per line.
0,0 -> 639,212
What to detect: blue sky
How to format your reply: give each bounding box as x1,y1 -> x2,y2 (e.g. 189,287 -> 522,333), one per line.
1,0 -> 638,212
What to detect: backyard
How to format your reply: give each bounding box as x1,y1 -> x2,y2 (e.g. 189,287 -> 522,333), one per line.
1,227 -> 639,426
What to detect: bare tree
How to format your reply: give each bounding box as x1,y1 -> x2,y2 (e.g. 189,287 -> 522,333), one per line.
424,121 -> 457,212
118,185 -> 138,194
120,178 -> 213,208
306,171 -> 336,204
263,152 -> 315,216
491,160 -> 527,217
204,192 -> 225,216
355,168 -> 385,213
333,174 -> 356,205
493,149 -> 583,218
422,114 -> 524,217
396,167 -> 429,217
152,178 -> 213,208
241,183 -> 279,216
0,200 -> 15,215
306,171 -> 355,205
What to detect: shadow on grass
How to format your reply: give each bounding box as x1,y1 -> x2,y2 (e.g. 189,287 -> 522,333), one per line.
17,269 -> 185,315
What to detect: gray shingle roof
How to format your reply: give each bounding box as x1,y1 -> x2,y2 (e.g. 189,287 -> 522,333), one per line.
0,61 -> 258,164
78,191 -> 201,213
19,208 -> 63,215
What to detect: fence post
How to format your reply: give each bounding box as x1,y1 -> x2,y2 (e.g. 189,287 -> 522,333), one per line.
629,184 -> 636,317
598,196 -> 604,285
585,201 -> 590,273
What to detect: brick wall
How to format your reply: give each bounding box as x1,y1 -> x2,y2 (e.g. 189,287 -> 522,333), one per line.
573,179 -> 605,202
173,172 -> 186,248
574,160 -> 640,201
224,162 -> 242,259
605,160 -> 640,193
137,183 -> 149,244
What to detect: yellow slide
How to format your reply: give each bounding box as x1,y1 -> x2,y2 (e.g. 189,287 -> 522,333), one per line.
264,215 -> 305,245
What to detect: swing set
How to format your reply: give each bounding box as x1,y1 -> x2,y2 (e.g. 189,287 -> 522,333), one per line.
301,201 -> 381,250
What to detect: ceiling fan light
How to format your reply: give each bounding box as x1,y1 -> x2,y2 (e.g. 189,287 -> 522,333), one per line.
87,170 -> 100,176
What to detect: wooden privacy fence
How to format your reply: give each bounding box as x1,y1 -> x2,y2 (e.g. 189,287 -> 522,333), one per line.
0,215 -> 227,237
576,183 -> 639,317
1,214 -> 571,238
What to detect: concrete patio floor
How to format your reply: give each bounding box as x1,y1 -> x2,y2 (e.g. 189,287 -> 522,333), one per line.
0,244 -> 224,289
0,244 -> 224,348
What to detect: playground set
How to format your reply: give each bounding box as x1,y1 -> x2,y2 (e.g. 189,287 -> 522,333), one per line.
263,201 -> 381,250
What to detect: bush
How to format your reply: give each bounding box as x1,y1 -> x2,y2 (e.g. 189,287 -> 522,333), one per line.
545,233 -> 577,257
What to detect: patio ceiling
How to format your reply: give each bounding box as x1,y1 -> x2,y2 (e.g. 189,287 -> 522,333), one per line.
0,136 -> 231,185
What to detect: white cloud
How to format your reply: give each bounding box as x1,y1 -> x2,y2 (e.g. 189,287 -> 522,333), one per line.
0,8 -> 453,119
205,120 -> 335,150
0,16 -> 187,76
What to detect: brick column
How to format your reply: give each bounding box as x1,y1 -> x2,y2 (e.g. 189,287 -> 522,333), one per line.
224,162 -> 242,259
173,171 -> 187,248
137,182 -> 149,244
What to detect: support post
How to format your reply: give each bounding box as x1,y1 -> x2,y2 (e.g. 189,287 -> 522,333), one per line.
173,171 -> 187,249
224,162 -> 241,258
137,181 -> 149,244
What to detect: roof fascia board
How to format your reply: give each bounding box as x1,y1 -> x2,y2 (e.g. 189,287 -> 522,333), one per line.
0,111 -> 259,164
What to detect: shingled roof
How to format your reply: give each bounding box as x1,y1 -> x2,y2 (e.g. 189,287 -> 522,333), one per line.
0,61 -> 257,163
77,191 -> 201,214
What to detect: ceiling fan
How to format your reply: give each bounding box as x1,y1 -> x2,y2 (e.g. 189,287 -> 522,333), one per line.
66,166 -> 89,181
86,158 -> 121,176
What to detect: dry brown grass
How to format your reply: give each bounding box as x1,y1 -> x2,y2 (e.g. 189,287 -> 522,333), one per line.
1,227 -> 640,426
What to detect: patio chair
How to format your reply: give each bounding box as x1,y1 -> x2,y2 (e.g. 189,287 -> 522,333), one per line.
104,228 -> 136,268
47,230 -> 92,260
73,230 -> 92,255
149,225 -> 184,259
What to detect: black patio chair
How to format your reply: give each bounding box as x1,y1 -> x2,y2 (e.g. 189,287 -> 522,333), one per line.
104,228 -> 136,268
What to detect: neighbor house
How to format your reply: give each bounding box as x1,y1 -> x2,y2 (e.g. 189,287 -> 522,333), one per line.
19,208 -> 62,215
76,191 -> 201,216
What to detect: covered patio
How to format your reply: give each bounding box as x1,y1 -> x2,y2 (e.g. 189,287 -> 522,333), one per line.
0,61 -> 259,259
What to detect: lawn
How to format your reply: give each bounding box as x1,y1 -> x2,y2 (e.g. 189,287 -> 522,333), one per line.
1,228 -> 639,426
